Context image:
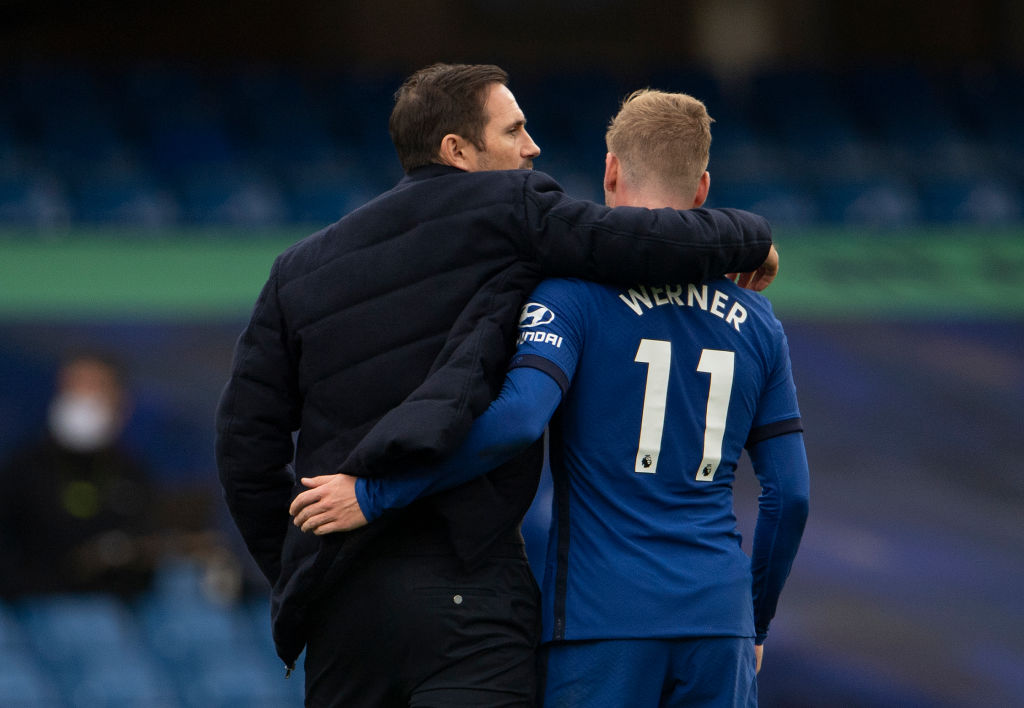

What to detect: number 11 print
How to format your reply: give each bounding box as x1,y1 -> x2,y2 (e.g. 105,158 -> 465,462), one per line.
633,340 -> 734,481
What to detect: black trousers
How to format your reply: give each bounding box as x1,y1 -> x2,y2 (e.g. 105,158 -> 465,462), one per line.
304,535 -> 540,708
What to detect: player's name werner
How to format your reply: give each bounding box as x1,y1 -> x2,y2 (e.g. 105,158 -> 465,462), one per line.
618,283 -> 748,332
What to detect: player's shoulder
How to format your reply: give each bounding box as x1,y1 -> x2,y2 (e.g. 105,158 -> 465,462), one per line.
711,278 -> 790,346
521,278 -> 610,330
530,276 -> 612,303
716,277 -> 778,314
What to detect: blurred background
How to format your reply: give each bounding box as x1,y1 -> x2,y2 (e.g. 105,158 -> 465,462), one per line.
0,0 -> 1022,706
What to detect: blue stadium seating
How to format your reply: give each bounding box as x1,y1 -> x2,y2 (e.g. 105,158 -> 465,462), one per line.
283,159 -> 382,224
816,176 -> 923,226
139,595 -> 254,670
0,62 -> 1021,231
0,651 -> 63,708
72,173 -> 180,227
1,561 -> 305,707
0,172 -> 71,228
920,177 -> 1023,224
0,601 -> 21,647
16,594 -> 142,666
177,164 -> 290,226
707,179 -> 820,226
55,645 -> 179,708
179,650 -> 302,708
13,594 -> 169,707
748,67 -> 865,153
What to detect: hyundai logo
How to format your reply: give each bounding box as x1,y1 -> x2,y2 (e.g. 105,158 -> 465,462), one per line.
519,303 -> 555,328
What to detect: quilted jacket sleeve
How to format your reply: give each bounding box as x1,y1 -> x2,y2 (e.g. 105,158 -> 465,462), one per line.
522,171 -> 772,284
215,258 -> 302,585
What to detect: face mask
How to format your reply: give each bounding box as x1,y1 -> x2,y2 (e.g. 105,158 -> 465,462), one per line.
48,393 -> 120,453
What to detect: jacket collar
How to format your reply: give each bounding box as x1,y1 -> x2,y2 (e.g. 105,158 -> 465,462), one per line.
399,163 -> 466,185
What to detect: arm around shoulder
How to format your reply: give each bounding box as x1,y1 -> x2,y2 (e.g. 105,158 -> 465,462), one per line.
521,174 -> 773,285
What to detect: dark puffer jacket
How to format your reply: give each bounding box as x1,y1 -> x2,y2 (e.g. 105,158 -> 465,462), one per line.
215,164 -> 772,663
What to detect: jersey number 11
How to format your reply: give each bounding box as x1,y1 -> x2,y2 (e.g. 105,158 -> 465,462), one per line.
633,339 -> 735,481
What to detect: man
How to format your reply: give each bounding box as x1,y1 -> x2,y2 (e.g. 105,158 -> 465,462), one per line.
310,90 -> 810,705
0,351 -> 158,599
218,65 -> 777,707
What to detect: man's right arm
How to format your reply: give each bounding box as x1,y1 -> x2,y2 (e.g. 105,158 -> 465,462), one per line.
215,260 -> 301,585
523,171 -> 774,287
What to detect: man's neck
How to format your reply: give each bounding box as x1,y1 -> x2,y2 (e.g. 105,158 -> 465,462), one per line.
626,193 -> 691,210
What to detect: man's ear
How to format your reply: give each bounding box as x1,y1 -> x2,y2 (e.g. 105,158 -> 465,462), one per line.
603,153 -> 620,206
692,171 -> 710,208
439,133 -> 474,170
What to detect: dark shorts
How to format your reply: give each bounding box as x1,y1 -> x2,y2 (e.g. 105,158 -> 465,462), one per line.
304,541 -> 540,708
539,636 -> 756,708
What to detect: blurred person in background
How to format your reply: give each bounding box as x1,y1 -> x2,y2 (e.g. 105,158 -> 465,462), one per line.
310,90 -> 810,707
0,351 -> 159,599
219,63 -> 778,707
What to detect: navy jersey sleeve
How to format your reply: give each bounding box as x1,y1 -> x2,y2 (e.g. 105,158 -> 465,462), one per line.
747,319 -> 803,447
748,431 -> 810,643
508,278 -> 588,386
357,367 -> 563,520
743,316 -> 808,642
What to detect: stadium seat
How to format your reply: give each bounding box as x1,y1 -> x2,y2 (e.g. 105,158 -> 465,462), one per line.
748,67 -> 864,153
842,65 -> 967,149
707,179 -> 820,227
0,173 -> 71,228
139,560 -> 260,674
920,177 -> 1023,224
140,598 -> 251,668
53,645 -> 178,708
177,165 -> 290,226
222,66 -> 339,170
16,594 -> 143,666
816,177 -> 922,227
178,649 -> 302,708
0,651 -> 63,708
952,66 -> 1024,149
72,174 -> 180,227
283,160 -> 382,225
0,600 -> 25,647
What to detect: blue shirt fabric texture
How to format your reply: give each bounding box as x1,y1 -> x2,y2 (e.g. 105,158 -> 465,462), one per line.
517,277 -> 805,643
359,275 -> 808,645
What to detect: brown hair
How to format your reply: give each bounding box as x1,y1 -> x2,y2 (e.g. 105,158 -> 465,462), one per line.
605,89 -> 713,193
389,63 -> 509,173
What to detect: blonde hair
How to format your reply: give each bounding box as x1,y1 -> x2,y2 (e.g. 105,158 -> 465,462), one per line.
605,89 -> 712,194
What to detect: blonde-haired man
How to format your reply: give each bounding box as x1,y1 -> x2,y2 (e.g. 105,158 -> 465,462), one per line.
605,89 -> 712,209
320,89 -> 809,706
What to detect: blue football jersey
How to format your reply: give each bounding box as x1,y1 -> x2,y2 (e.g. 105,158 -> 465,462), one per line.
512,277 -> 802,642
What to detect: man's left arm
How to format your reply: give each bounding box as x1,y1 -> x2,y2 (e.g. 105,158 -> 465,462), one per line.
748,430 -> 810,646
289,366 -> 563,534
524,173 -> 776,289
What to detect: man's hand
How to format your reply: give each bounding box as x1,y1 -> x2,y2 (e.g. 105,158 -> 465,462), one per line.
728,244 -> 778,292
289,474 -> 368,534
755,644 -> 763,674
